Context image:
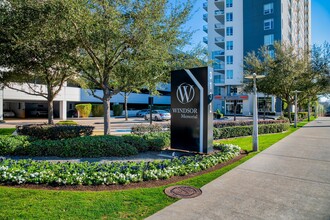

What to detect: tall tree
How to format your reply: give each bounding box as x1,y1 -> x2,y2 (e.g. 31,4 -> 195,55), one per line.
68,0 -> 194,135
0,0 -> 78,124
244,42 -> 310,122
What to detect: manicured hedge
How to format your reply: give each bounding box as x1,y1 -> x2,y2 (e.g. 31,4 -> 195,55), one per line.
56,120 -> 78,125
0,136 -> 31,156
121,134 -> 149,152
284,112 -> 309,121
213,123 -> 290,139
91,104 -> 104,117
0,132 -> 171,157
16,124 -> 94,140
113,104 -> 123,116
27,136 -> 138,157
0,144 -> 240,185
143,132 -> 170,151
213,120 -> 288,128
75,104 -> 92,117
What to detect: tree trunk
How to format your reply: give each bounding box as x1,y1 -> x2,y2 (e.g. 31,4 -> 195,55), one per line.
124,92 -> 128,121
47,99 -> 54,125
103,94 -> 111,135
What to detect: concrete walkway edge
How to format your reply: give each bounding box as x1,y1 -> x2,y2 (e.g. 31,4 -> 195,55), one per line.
146,117 -> 330,220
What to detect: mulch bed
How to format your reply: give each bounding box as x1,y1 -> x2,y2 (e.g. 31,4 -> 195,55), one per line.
2,151 -> 247,192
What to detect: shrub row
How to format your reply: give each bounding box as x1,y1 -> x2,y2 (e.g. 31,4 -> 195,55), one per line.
0,136 -> 31,156
0,133 -> 171,157
16,124 -> 94,140
284,112 -> 310,121
131,123 -> 170,135
56,120 -> 78,125
213,120 -> 288,129
0,144 -> 240,185
213,123 -> 290,139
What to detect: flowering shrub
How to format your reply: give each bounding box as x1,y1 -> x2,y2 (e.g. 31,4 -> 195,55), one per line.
0,144 -> 240,186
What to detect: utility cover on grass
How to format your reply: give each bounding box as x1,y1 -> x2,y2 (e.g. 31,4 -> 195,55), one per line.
164,185 -> 202,199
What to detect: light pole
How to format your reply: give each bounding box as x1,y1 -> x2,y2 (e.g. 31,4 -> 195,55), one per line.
292,90 -> 301,128
245,73 -> 265,151
307,96 -> 311,122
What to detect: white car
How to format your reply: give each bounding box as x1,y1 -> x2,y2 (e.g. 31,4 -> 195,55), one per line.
3,110 -> 15,117
144,110 -> 171,121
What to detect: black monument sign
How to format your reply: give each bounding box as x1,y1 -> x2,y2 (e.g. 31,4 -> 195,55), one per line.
171,67 -> 213,154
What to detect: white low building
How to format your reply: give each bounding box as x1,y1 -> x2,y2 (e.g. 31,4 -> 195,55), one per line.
0,83 -> 170,120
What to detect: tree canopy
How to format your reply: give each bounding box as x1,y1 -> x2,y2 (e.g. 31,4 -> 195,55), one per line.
244,42 -> 330,121
0,0 -> 78,124
66,0 -> 196,134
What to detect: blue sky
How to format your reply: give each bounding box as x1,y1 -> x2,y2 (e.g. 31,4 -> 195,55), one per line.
182,0 -> 330,48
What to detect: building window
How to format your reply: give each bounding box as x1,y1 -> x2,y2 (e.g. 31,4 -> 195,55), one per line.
264,19 -> 274,30
214,86 -> 221,95
264,3 -> 274,15
226,100 -> 243,114
264,34 -> 274,45
226,0 -> 233,8
268,49 -> 275,58
226,12 -> 233,22
226,70 -> 233,79
226,41 -> 233,50
226,27 -> 233,36
258,97 -> 272,112
226,56 -> 233,65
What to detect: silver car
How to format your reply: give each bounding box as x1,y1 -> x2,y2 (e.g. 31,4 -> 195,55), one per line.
136,109 -> 150,117
144,110 -> 171,121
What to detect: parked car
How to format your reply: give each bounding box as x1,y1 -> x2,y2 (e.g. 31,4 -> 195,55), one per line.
30,109 -> 48,117
3,110 -> 15,117
325,111 -> 330,117
144,110 -> 171,121
136,109 -> 150,117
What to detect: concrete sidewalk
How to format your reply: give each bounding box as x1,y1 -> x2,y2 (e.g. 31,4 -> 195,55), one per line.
147,117 -> 330,220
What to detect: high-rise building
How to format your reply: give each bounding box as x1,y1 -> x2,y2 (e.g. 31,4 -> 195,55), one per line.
203,0 -> 311,115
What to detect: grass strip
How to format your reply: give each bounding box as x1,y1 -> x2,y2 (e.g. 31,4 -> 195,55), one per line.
0,118 -> 314,219
0,128 -> 16,135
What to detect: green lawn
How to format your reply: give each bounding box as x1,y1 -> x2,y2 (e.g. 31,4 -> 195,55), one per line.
0,128 -> 16,135
0,118 -> 314,219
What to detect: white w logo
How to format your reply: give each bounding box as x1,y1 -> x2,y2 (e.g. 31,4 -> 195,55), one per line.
176,83 -> 195,104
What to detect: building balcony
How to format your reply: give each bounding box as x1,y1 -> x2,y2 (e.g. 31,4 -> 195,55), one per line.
215,37 -> 225,46
203,36 -> 208,44
203,13 -> 208,22
213,63 -> 225,72
215,10 -> 224,22
203,25 -> 208,33
213,50 -> 225,61
215,23 -> 225,35
214,10 -> 224,16
214,0 -> 224,9
203,2 -> 208,11
214,76 -> 225,84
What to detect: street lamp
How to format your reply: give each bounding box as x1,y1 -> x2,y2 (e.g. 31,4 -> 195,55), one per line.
245,73 -> 265,152
292,90 -> 301,128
